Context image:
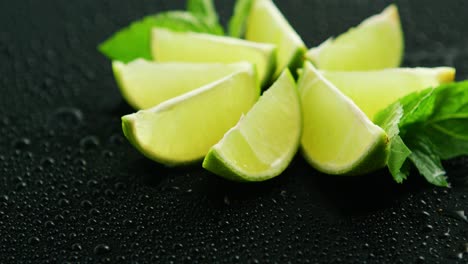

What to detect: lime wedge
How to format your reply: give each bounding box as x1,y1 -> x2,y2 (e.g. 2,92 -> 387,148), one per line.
298,62 -> 389,175
113,59 -> 253,110
322,67 -> 456,120
122,68 -> 259,165
245,0 -> 306,78
151,27 -> 276,85
306,5 -> 403,71
203,69 -> 301,182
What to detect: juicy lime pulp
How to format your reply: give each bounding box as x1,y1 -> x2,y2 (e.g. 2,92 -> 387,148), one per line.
306,5 -> 403,71
113,59 -> 253,110
322,67 -> 456,120
298,62 -> 389,175
245,0 -> 306,78
203,69 -> 301,182
122,67 -> 259,165
151,27 -> 276,86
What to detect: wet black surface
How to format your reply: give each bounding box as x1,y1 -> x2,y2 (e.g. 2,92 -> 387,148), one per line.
0,0 -> 467,263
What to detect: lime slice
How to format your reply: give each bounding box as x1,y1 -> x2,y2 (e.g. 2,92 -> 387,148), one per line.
298,62 -> 389,175
322,67 -> 456,120
203,69 -> 301,182
113,59 -> 252,110
151,27 -> 276,85
245,0 -> 306,78
306,5 -> 403,71
122,68 -> 259,165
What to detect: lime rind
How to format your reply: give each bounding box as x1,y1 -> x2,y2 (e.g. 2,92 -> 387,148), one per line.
305,131 -> 390,176
203,69 -> 301,182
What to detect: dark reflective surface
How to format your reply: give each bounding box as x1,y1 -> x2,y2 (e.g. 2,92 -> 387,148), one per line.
0,0 -> 467,263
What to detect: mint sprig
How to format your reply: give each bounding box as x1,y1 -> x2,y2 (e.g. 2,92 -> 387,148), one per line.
375,81 -> 468,187
98,0 -> 223,62
187,0 -> 224,35
228,0 -> 254,37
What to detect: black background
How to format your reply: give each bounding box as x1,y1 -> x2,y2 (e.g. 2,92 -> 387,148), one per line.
0,0 -> 467,263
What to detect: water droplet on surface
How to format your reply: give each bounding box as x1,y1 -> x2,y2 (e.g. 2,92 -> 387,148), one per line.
28,237 -> 40,244
40,157 -> 55,167
224,195 -> 230,205
423,225 -> 434,232
49,107 -> 83,128
93,244 -> 110,255
79,135 -> 100,150
12,138 -> 31,150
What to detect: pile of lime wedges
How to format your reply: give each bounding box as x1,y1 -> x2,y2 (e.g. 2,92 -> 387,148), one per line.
110,0 -> 455,182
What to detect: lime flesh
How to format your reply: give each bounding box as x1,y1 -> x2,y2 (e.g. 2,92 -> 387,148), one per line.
203,69 -> 301,182
245,0 -> 306,78
306,5 -> 403,71
298,62 -> 389,175
322,67 -> 455,120
113,59 -> 253,110
151,27 -> 276,85
122,68 -> 259,165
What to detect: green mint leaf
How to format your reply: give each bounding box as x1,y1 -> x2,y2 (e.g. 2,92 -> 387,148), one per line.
374,103 -> 411,183
415,81 -> 468,159
375,81 -> 468,187
187,0 -> 224,35
424,124 -> 468,159
406,134 -> 449,187
374,102 -> 403,139
387,136 -> 412,183
228,0 -> 254,37
98,11 -> 216,62
398,88 -> 437,131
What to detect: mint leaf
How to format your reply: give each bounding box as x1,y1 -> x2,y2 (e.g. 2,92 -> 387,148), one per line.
374,102 -> 403,138
400,82 -> 468,159
187,0 -> 224,35
228,0 -> 254,37
98,11 -> 216,62
425,124 -> 468,159
387,136 -> 412,183
374,103 -> 411,183
406,134 -> 449,187
375,81 -> 468,187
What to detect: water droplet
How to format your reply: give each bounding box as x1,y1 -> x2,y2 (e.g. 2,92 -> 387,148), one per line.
224,195 -> 230,205
79,135 -> 100,150
40,157 -> 55,167
49,107 -> 83,128
28,236 -> 40,244
80,200 -> 92,208
12,138 -> 31,150
93,244 -> 110,255
423,224 -> 433,232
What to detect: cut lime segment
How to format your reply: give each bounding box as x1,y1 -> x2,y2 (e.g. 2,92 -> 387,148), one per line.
298,62 -> 389,175
151,28 -> 276,85
322,67 -> 456,120
203,69 -> 301,182
113,59 -> 253,110
122,68 -> 259,165
245,0 -> 306,78
306,5 -> 403,71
